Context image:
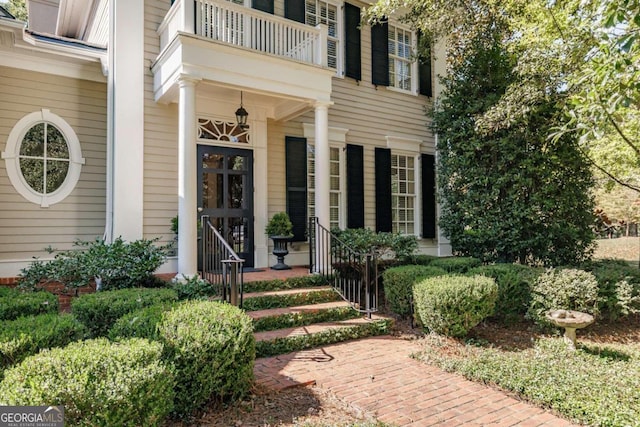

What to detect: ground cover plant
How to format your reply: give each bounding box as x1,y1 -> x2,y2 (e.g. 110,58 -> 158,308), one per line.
416,333 -> 640,426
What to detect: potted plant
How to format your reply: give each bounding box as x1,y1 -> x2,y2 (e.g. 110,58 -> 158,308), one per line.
265,212 -> 294,270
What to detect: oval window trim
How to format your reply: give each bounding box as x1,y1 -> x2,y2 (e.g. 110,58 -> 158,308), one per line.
2,109 -> 85,207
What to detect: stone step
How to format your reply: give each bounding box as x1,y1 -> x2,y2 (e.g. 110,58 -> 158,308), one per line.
254,315 -> 389,342
248,300 -> 352,321
242,287 -> 340,311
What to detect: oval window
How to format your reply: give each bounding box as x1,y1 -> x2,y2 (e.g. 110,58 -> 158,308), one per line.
2,110 -> 85,207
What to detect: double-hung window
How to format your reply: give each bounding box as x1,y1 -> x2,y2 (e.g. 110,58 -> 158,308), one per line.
388,25 -> 414,91
391,153 -> 416,234
305,0 -> 340,71
308,144 -> 343,229
285,0 -> 342,74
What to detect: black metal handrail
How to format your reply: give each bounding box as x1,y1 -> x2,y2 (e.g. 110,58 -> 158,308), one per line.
308,217 -> 378,318
201,215 -> 245,307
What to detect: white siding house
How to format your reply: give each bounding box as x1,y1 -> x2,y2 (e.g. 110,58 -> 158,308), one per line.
0,0 -> 451,281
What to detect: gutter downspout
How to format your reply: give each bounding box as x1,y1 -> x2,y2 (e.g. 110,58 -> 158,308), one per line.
103,0 -> 115,243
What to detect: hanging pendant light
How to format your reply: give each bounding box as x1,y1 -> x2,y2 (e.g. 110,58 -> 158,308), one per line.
235,91 -> 249,129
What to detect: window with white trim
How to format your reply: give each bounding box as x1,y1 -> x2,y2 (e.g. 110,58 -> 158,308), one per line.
308,144 -> 343,229
388,25 -> 415,92
391,153 -> 416,234
305,0 -> 341,71
2,109 -> 85,207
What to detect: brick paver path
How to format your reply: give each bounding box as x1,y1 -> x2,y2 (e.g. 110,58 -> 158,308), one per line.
254,335 -> 578,426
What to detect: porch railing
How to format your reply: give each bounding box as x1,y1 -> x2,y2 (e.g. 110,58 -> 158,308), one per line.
308,217 -> 379,318
159,0 -> 327,67
201,215 -> 244,306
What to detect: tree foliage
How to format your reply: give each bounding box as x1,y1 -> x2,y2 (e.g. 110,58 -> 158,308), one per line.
366,0 -> 596,265
2,0 -> 27,22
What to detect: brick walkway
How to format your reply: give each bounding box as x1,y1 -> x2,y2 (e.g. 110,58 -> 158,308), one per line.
254,335 -> 578,426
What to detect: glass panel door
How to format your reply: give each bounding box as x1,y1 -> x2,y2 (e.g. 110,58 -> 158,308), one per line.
197,145 -> 254,268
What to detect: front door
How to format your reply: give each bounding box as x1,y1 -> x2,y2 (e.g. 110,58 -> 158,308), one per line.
197,145 -> 254,268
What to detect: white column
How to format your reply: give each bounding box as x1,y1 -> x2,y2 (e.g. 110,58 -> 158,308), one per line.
109,0 -> 144,242
314,102 -> 331,230
177,77 -> 199,279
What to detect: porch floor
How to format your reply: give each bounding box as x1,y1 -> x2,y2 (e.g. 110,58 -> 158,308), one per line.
243,266 -> 310,282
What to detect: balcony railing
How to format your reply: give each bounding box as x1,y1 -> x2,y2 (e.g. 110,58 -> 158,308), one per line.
159,0 -> 327,67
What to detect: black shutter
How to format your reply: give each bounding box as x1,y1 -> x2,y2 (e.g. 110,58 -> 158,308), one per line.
252,0 -> 274,14
418,34 -> 432,97
344,3 -> 362,81
371,22 -> 389,87
422,154 -> 436,238
346,144 -> 365,228
285,0 -> 305,23
375,147 -> 392,232
286,137 -> 307,242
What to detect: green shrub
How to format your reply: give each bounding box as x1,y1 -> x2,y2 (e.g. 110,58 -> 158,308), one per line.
580,259 -> 640,320
172,276 -> 219,300
158,300 -> 255,415
468,264 -> 541,322
331,228 -> 418,259
0,338 -> 174,426
413,275 -> 498,337
243,275 -> 329,293
109,302 -> 177,341
71,288 -> 178,337
0,313 -> 86,373
382,265 -> 447,318
19,237 -> 168,292
527,268 -> 600,326
428,257 -> 482,273
0,288 -> 57,321
402,254 -> 439,265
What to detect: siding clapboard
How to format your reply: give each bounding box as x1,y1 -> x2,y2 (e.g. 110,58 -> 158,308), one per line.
0,66 -> 107,261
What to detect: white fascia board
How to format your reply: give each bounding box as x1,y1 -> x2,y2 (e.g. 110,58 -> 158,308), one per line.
152,33 -> 334,104
0,47 -> 106,82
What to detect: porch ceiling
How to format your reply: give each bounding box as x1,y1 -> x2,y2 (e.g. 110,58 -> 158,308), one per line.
152,33 -> 334,121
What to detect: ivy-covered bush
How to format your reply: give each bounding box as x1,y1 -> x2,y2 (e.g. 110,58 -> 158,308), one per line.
428,257 -> 482,273
0,288 -> 57,321
0,338 -> 174,426
382,265 -> 446,318
158,300 -> 255,416
172,276 -> 219,300
331,228 -> 418,259
413,275 -> 498,337
243,275 -> 328,293
580,259 -> 640,320
0,313 -> 86,372
468,264 -> 541,322
108,302 -> 176,341
71,288 -> 178,337
527,268 -> 600,326
19,237 -> 168,292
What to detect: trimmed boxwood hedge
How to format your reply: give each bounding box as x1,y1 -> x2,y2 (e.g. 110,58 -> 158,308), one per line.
71,288 -> 178,337
0,338 -> 174,426
0,288 -> 57,321
158,300 -> 255,415
108,302 -> 176,341
0,313 -> 87,373
427,257 -> 482,273
382,265 -> 447,318
468,264 -> 541,323
413,275 -> 498,337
